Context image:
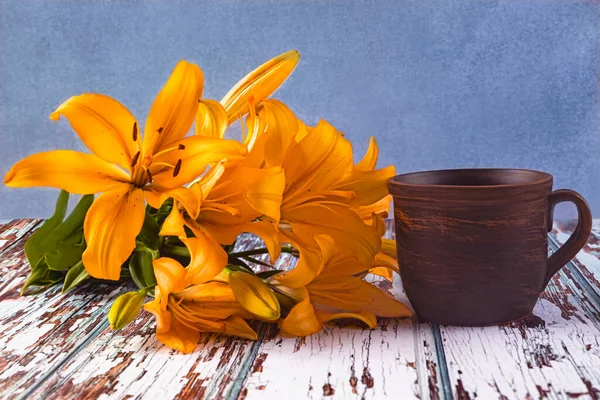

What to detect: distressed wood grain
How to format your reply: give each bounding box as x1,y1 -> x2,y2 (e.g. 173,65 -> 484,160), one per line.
0,219 -> 41,254
1,219 -> 600,400
0,219 -> 41,297
439,236 -> 600,399
239,319 -> 438,400
0,219 -> 131,399
20,235 -> 295,400
553,221 -> 600,302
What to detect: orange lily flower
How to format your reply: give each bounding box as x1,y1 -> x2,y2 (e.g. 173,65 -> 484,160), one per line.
4,61 -> 246,280
277,111 -> 390,269
156,51 -> 300,284
158,160 -> 284,285
270,235 -> 411,336
144,257 -> 257,354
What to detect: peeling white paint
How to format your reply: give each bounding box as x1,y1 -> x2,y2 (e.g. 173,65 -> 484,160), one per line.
4,323 -> 55,354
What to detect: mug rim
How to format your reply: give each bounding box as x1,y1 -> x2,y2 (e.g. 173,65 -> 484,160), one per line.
388,168 -> 552,190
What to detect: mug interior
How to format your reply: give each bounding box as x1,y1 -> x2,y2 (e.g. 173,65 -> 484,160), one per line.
390,169 -> 551,188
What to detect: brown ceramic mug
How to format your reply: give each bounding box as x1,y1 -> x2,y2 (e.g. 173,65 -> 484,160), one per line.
388,168 -> 592,326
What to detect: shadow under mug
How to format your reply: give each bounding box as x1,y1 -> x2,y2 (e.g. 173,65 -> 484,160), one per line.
388,168 -> 592,326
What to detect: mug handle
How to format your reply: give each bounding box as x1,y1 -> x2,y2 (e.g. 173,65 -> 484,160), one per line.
545,189 -> 593,287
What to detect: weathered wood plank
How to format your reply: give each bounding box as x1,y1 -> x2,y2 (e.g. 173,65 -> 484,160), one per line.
439,233 -> 600,399
0,220 -> 129,399
0,219 -> 41,254
238,319 -> 438,400
20,235 -> 292,400
553,221 -> 600,303
3,219 -> 599,400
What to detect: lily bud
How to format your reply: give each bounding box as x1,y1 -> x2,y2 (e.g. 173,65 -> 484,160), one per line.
228,270 -> 280,321
108,290 -> 146,330
220,50 -> 300,123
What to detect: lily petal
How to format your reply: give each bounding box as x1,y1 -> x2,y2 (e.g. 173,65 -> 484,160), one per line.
355,137 -> 378,172
279,289 -> 321,336
308,276 -> 412,318
244,100 -> 299,169
4,150 -> 130,194
144,60 -> 204,155
275,235 -> 336,288
178,281 -> 237,303
152,257 -> 188,295
50,93 -> 139,171
196,100 -> 228,138
315,310 -> 378,329
192,161 -> 227,201
354,195 -> 392,222
368,266 -> 394,282
144,293 -> 171,331
161,186 -> 201,219
381,238 -> 397,259
372,252 -> 399,274
182,221 -> 228,284
333,165 -> 396,207
223,316 -> 259,340
160,201 -> 187,237
244,167 -> 285,224
284,203 -> 381,268
282,120 -> 353,205
155,316 -> 200,354
82,186 -> 145,280
201,165 -> 284,226
221,50 -> 300,124
151,137 -> 246,188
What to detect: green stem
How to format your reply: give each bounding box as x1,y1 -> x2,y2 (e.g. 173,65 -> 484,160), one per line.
230,246 -> 295,258
161,244 -> 190,257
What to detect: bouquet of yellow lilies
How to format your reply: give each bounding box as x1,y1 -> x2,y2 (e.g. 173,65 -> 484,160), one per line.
4,50 -> 411,353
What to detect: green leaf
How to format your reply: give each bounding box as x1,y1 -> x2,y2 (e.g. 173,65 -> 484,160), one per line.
227,256 -> 254,273
25,190 -> 69,268
129,245 -> 157,290
25,193 -> 93,275
21,259 -> 64,296
256,270 -> 284,279
41,194 -> 93,249
108,290 -> 147,330
62,261 -> 90,294
46,229 -> 86,271
137,212 -> 160,250
241,255 -> 275,269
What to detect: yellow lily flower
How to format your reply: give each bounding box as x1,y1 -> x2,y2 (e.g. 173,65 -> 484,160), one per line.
271,235 -> 411,337
277,115 -> 384,269
4,61 -> 247,280
154,51 -> 299,283
144,257 -> 257,354
214,98 -> 396,282
158,161 -> 284,285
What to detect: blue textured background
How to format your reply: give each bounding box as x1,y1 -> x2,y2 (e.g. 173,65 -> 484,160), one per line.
1,0 -> 598,219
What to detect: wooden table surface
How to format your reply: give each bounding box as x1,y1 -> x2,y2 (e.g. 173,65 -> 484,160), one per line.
0,219 -> 599,400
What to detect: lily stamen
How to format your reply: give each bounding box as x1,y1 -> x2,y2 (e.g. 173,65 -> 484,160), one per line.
131,151 -> 141,168
173,159 -> 182,177
153,144 -> 187,158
